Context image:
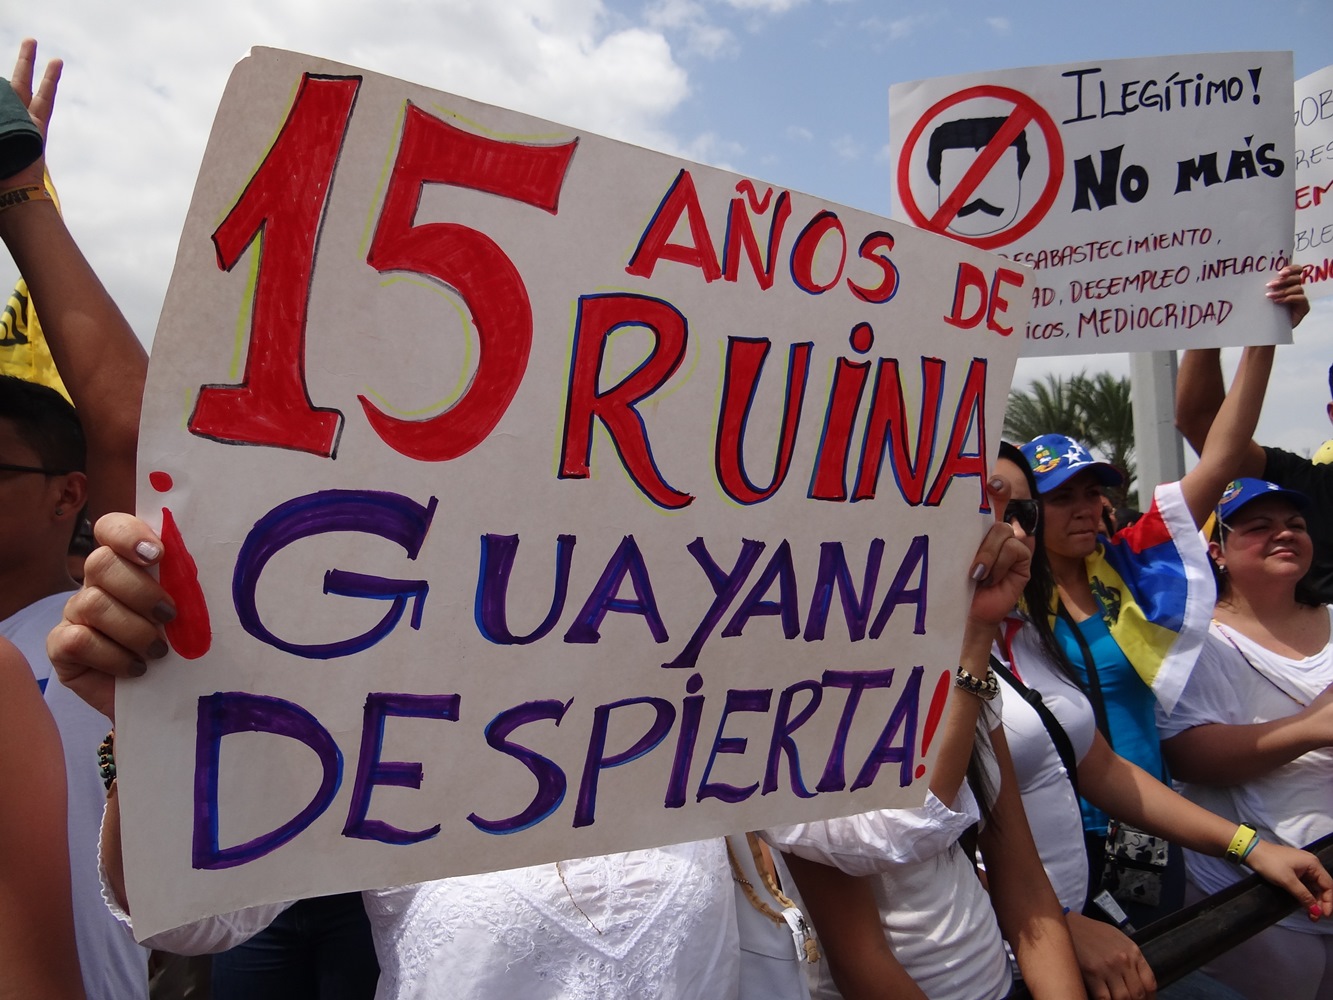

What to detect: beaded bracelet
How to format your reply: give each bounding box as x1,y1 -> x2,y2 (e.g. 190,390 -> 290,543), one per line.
954,665 -> 999,701
97,730 -> 116,791
0,185 -> 53,213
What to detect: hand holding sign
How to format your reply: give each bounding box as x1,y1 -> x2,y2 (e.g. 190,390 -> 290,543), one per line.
50,513 -> 174,723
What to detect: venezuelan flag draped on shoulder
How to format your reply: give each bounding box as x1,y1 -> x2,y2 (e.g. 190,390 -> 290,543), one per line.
1086,482 -> 1215,715
0,171 -> 69,400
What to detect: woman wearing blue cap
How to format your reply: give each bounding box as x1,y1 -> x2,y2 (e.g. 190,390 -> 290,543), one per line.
1019,344 -> 1276,928
1159,479 -> 1333,999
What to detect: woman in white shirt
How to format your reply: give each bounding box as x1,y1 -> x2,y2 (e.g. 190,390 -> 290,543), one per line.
1160,478 -> 1333,1000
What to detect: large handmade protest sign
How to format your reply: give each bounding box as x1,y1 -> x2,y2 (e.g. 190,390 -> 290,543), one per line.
1295,65 -> 1333,299
891,53 -> 1295,356
123,47 -> 1028,937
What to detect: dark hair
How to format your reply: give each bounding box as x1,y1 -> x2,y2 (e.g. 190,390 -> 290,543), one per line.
0,374 -> 85,473
1328,363 -> 1332,403
997,441 -> 1080,682
927,118 -> 1031,184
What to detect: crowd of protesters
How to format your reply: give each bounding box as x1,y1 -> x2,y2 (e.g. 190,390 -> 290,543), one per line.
6,34 -> 1333,1000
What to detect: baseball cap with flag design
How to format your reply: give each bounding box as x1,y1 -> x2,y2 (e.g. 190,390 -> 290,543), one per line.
1019,434 -> 1124,494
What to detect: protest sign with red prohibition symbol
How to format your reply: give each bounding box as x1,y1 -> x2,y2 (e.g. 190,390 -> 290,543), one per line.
897,85 -> 1064,251
891,53 -> 1296,357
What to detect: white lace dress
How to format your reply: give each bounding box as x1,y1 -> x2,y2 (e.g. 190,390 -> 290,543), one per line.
122,839 -> 739,1000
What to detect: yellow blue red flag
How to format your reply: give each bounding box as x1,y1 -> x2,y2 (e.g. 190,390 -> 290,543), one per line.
1082,481 -> 1215,714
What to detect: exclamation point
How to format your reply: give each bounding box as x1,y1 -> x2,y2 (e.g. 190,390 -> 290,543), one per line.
150,471 -> 213,660
915,668 -> 952,779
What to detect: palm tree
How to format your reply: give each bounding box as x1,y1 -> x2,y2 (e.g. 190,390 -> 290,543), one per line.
1005,370 -> 1137,508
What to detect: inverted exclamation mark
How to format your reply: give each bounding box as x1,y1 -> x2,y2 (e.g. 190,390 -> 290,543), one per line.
150,471 -> 212,660
915,668 -> 952,780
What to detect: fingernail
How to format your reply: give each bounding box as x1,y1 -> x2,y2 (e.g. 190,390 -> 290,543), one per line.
129,661 -> 148,677
1310,904 -> 1323,918
971,562 -> 987,581
147,638 -> 169,659
988,477 -> 1005,492
135,540 -> 162,563
151,601 -> 176,624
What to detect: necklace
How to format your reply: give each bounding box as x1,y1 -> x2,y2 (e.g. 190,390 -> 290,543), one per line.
554,860 -> 603,935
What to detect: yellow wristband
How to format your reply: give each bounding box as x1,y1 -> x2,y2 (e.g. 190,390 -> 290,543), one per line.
1225,823 -> 1258,864
0,185 -> 53,213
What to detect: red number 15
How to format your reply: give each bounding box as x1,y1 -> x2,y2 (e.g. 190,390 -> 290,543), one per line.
188,73 -> 579,460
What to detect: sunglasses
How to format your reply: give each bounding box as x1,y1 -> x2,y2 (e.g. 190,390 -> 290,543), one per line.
1002,498 -> 1040,535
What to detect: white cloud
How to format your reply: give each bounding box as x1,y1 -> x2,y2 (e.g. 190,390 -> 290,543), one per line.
863,13 -> 932,42
645,0 -> 736,57
832,134 -> 861,160
786,124 -> 814,142
723,0 -> 808,13
986,16 -> 1012,35
677,131 -> 747,171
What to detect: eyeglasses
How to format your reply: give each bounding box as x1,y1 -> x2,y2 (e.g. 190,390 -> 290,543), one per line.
1003,498 -> 1040,535
0,462 -> 71,476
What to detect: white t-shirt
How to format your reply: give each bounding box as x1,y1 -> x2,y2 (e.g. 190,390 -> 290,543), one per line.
3,592 -> 150,1000
765,713 -> 1012,1000
995,622 -> 1098,912
1157,610 -> 1333,935
121,840 -> 739,1000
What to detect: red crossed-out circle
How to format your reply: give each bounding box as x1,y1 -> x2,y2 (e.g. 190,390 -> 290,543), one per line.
898,84 -> 1064,251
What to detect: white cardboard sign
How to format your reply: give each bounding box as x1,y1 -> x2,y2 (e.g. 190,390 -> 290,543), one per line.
891,52 -> 1296,355
1295,65 -> 1333,299
123,48 -> 1027,938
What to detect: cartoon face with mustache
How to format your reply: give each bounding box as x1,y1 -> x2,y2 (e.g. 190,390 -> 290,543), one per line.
926,117 -> 1029,238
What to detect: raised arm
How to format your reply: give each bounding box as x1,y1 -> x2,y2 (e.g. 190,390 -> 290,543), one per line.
930,475 -> 1029,805
1174,265 -> 1305,471
979,724 -> 1086,1000
1176,343 -> 1273,527
0,40 -> 148,522
1175,348 -> 1266,476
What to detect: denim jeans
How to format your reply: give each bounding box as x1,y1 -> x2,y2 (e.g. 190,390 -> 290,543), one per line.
211,892 -> 380,1000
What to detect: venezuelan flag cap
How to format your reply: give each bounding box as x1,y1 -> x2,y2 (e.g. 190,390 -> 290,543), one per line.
1216,478 -> 1310,521
1019,433 -> 1124,494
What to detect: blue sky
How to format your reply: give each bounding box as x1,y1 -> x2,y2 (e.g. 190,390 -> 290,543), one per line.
653,0 -> 1332,218
6,0 -> 1332,452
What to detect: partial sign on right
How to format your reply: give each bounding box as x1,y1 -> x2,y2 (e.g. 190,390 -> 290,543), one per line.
891,52 -> 1298,356
1296,65 -> 1333,299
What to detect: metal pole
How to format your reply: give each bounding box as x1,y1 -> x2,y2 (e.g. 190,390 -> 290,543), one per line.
1130,350 -> 1185,504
